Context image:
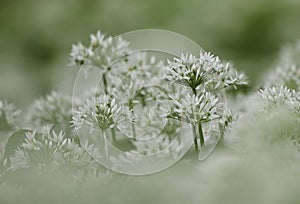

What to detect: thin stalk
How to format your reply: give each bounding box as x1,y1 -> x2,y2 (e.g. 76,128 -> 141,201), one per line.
128,100 -> 137,139
102,73 -> 108,94
110,128 -> 117,145
191,86 -> 205,148
198,122 -> 204,147
192,124 -> 198,151
131,122 -> 137,139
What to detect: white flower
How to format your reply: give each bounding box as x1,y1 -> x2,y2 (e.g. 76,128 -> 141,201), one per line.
69,30 -> 130,69
163,52 -> 247,92
69,43 -> 94,66
72,94 -> 124,132
90,30 -> 106,48
168,92 -> 223,124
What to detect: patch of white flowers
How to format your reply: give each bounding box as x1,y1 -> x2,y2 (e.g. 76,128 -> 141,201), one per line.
27,91 -> 73,132
7,127 -> 101,174
163,51 -> 247,150
259,85 -> 300,117
1,30 -> 250,179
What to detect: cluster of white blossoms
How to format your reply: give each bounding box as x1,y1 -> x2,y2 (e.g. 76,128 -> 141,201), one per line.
27,91 -> 73,131
6,127 -> 101,174
73,94 -> 124,133
259,85 -> 300,117
69,30 -> 129,69
163,51 -> 247,149
0,100 -> 21,130
163,52 -> 247,93
168,92 -> 223,125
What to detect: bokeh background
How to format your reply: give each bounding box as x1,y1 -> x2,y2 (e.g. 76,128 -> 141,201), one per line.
1,0 -> 300,106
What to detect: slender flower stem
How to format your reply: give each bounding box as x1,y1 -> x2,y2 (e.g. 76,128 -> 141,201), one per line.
191,86 -> 205,149
192,124 -> 198,151
102,73 -> 108,95
131,122 -> 137,139
198,122 -> 204,147
110,128 -> 117,144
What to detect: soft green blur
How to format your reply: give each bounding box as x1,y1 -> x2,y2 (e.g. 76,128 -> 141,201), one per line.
1,0 -> 300,106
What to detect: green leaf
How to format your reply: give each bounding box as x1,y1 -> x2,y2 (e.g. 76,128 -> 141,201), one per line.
2,129 -> 31,165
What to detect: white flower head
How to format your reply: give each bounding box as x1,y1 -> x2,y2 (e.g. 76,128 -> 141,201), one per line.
259,85 -> 300,117
72,94 -> 124,132
163,51 -> 247,92
69,30 -> 130,70
168,92 -> 223,124
28,91 -> 73,130
8,127 -> 100,173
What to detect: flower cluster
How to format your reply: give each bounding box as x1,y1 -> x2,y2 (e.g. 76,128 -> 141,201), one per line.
163,52 -> 247,150
69,30 -> 130,69
6,127 -> 100,174
73,94 -> 124,133
27,91 -> 73,132
168,92 -> 223,125
163,52 -> 247,93
0,100 -> 21,130
259,85 -> 300,117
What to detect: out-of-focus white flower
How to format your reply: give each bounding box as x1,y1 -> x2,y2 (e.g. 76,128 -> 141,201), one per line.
259,85 -> 300,117
69,30 -> 130,69
279,40 -> 300,67
28,91 -> 73,130
69,43 -> 94,66
0,100 -> 21,130
267,65 -> 300,91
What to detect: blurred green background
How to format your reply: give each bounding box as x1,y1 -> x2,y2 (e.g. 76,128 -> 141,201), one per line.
1,0 -> 300,106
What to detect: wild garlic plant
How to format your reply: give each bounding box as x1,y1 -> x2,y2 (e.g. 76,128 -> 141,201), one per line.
70,31 -> 178,159
163,52 -> 247,150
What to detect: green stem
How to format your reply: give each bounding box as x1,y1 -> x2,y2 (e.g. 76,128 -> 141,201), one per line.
198,122 -> 204,147
110,128 -> 117,145
192,124 -> 199,152
131,123 -> 137,139
102,73 -> 108,94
